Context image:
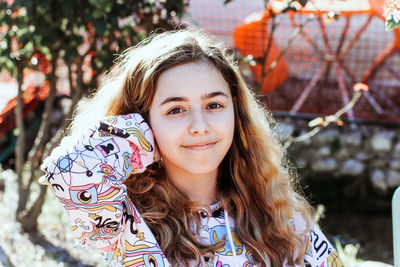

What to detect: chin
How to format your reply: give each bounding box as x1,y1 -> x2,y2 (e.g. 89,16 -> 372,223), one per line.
183,163 -> 220,175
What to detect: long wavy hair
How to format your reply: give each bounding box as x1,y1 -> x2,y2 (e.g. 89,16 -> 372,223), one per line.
69,29 -> 314,266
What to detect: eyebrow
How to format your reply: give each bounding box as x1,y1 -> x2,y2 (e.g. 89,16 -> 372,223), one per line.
159,91 -> 229,107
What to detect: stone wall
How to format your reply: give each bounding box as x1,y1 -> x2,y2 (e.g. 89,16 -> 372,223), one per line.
275,119 -> 400,199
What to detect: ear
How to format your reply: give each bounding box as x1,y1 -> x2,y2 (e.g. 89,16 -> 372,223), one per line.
153,140 -> 161,162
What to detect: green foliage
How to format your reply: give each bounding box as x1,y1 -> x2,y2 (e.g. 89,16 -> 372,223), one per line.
0,0 -> 187,234
0,0 -> 187,89
0,3 -> 34,76
386,16 -> 400,31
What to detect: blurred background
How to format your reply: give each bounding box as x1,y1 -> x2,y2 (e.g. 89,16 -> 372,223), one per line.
0,0 -> 399,266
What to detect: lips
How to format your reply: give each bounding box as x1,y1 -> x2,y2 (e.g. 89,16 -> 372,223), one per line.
182,141 -> 217,151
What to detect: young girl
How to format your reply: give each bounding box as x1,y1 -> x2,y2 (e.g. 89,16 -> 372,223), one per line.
40,29 -> 343,267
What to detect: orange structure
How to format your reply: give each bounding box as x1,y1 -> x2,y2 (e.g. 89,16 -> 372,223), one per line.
0,78 -> 49,135
236,0 -> 400,121
233,12 -> 289,93
363,0 -> 400,82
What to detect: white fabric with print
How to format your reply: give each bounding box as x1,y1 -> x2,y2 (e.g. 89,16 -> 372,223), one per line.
40,113 -> 341,267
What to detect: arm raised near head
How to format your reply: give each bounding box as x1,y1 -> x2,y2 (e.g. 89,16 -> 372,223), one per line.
39,113 -> 156,261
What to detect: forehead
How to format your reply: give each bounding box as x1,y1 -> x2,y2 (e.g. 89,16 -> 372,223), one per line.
153,61 -> 231,102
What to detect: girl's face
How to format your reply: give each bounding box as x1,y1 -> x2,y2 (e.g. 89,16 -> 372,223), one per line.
149,61 -> 235,178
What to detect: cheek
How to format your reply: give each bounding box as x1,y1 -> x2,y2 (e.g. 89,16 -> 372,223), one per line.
225,110 -> 235,149
218,108 -> 235,138
226,120 -> 235,148
149,117 -> 179,155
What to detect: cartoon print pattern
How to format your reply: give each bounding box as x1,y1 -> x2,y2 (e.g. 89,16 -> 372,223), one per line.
40,113 -> 167,266
197,204 -> 257,267
290,212 -> 345,267
40,113 -> 343,267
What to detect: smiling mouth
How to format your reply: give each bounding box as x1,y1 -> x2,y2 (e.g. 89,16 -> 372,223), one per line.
182,142 -> 217,151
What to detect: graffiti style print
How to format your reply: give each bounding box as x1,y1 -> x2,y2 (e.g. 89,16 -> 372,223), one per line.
302,225 -> 339,267
40,113 -> 342,266
40,114 -> 161,265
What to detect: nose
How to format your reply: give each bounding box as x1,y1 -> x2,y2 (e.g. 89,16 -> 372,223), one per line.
189,108 -> 210,135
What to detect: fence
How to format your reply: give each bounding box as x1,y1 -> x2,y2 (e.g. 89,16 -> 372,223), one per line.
187,0 -> 400,123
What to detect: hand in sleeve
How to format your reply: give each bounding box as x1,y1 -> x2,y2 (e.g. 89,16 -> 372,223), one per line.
39,113 -> 156,255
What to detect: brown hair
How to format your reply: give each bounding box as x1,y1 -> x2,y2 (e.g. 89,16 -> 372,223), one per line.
69,29 -> 314,266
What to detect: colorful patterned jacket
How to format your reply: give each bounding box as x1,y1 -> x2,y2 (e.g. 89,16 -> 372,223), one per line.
40,113 -> 343,267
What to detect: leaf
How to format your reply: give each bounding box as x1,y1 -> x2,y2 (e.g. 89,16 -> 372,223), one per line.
88,0 -> 100,6
386,19 -> 400,31
94,19 -> 107,35
298,0 -> 308,7
38,1 -> 50,11
21,40 -> 34,55
92,9 -> 103,19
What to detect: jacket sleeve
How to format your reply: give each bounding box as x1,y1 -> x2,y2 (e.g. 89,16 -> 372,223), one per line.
291,212 -> 345,267
39,113 -> 156,257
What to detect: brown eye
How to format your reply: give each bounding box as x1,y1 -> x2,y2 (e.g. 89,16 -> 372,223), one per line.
207,103 -> 222,109
167,107 -> 184,115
